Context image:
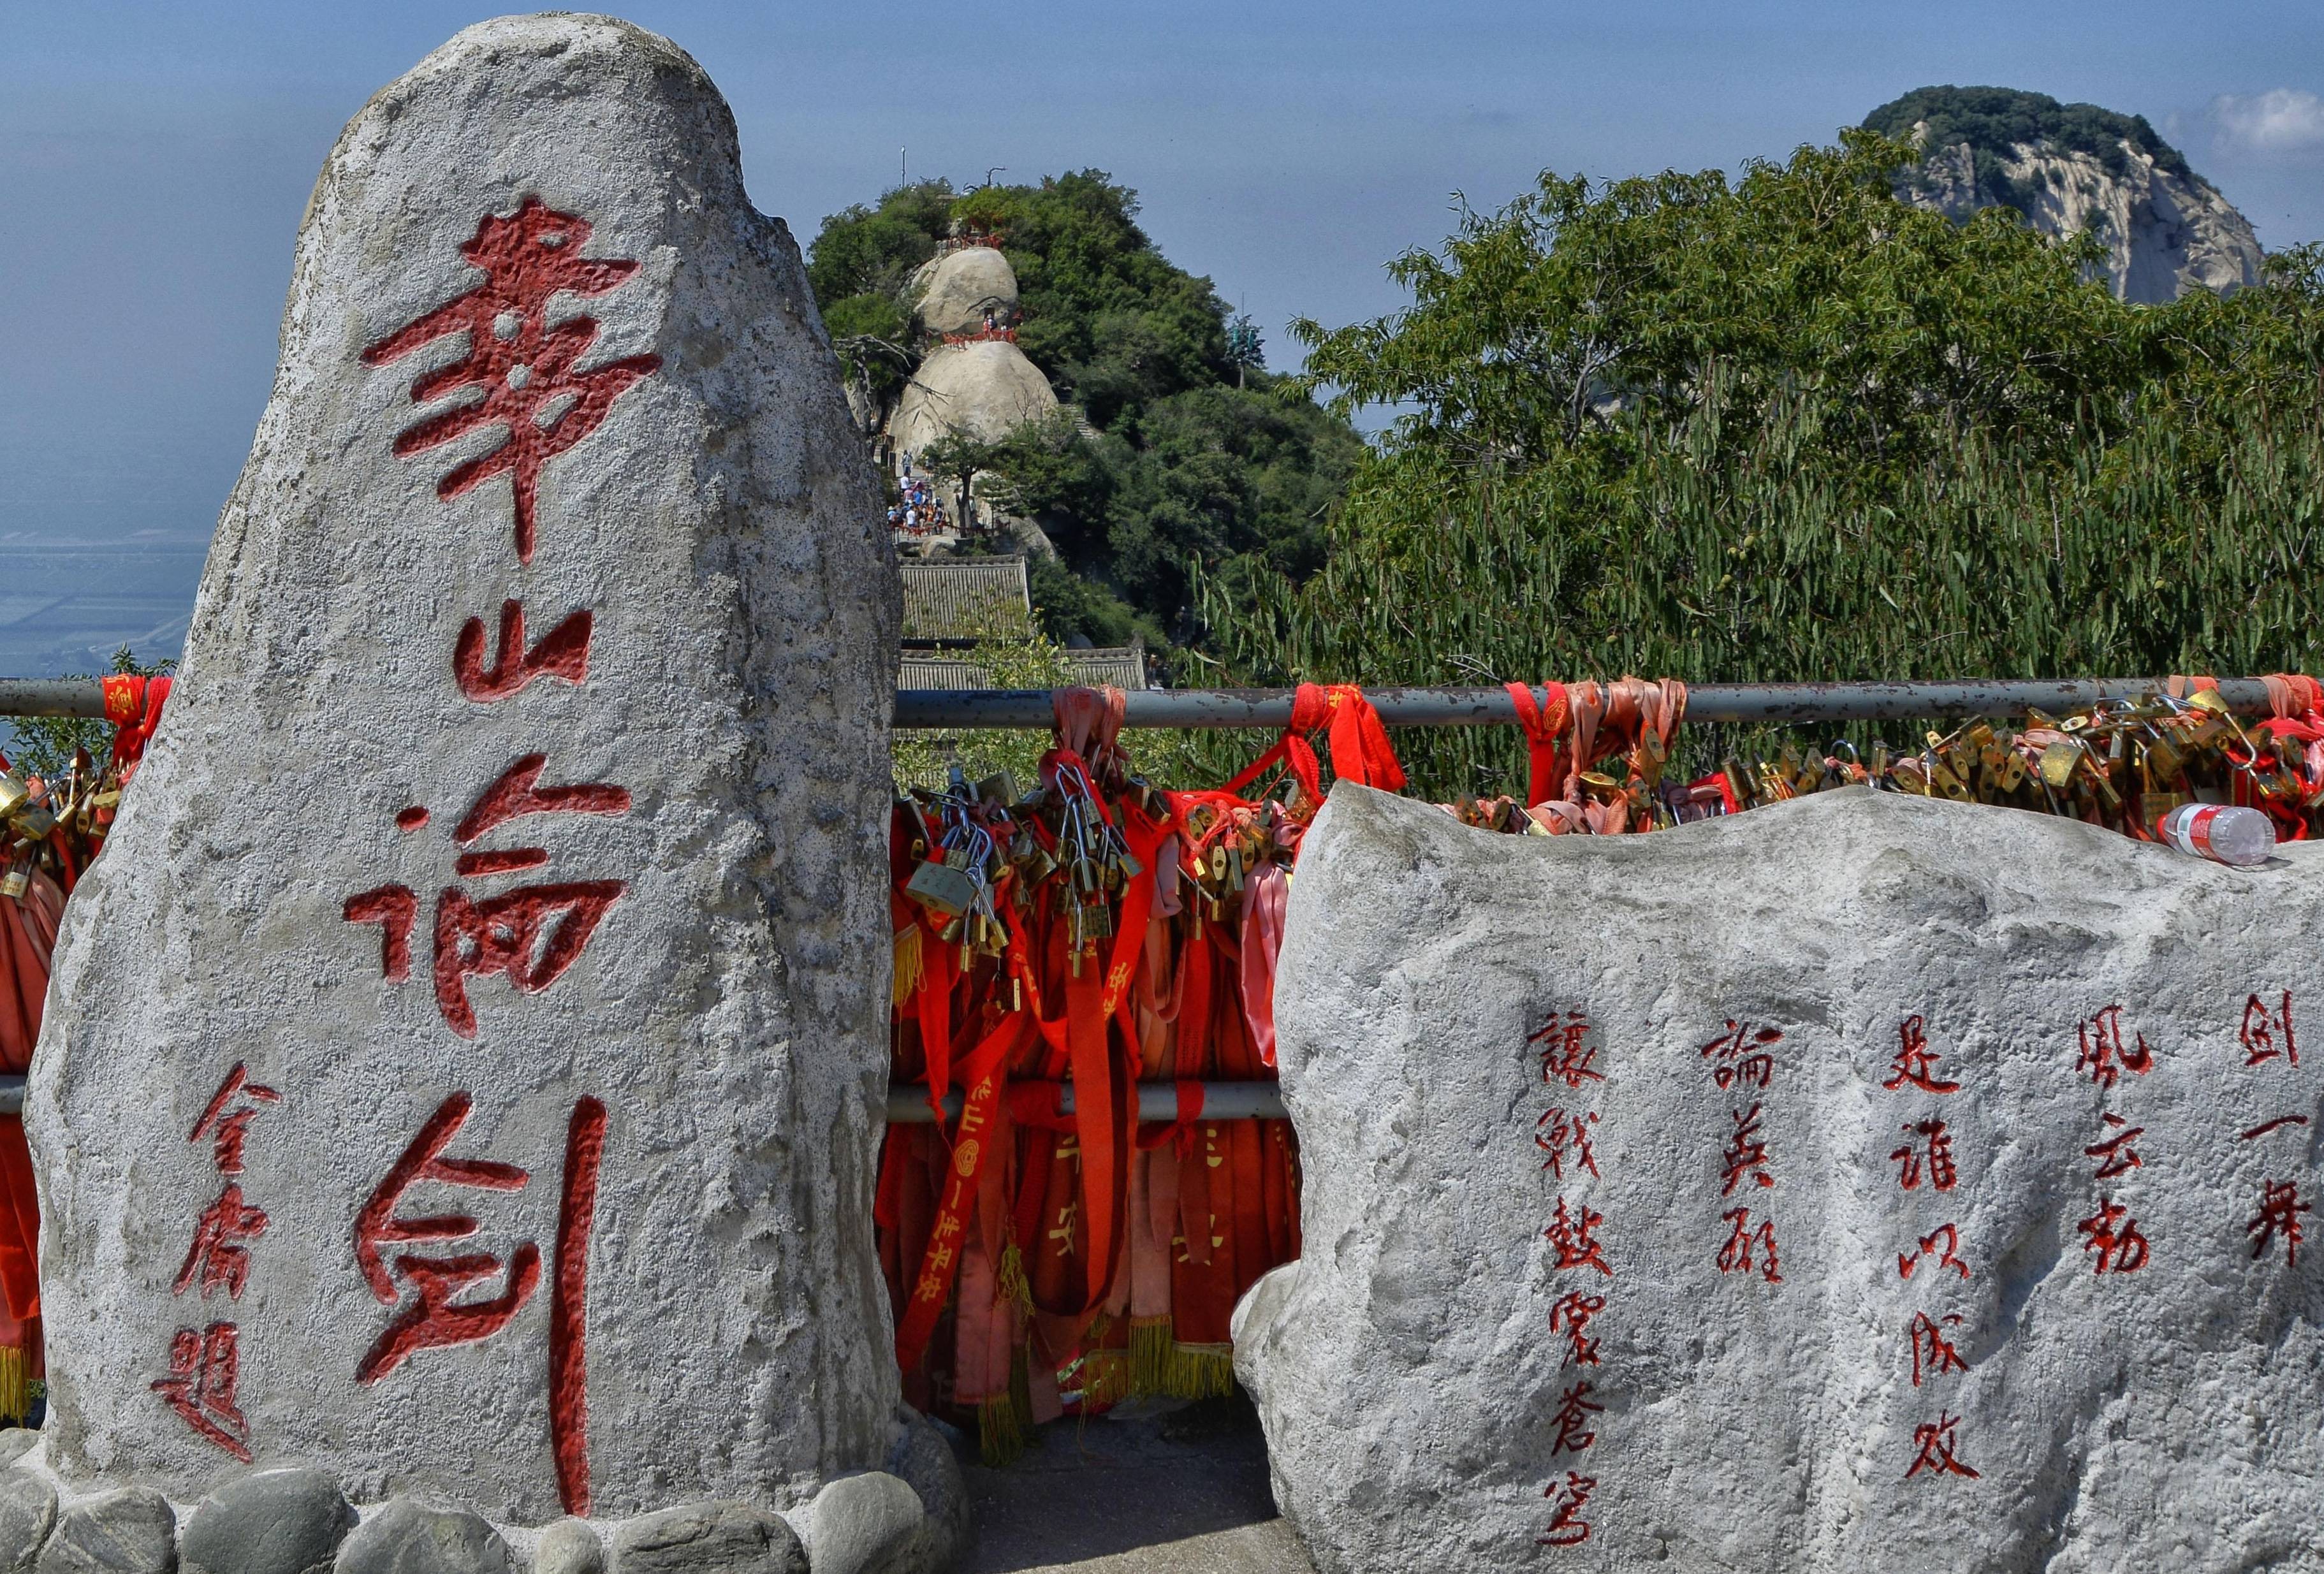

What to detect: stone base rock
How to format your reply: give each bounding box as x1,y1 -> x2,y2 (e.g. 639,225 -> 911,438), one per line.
1241,783 -> 2324,1574
0,1425 -> 961,1574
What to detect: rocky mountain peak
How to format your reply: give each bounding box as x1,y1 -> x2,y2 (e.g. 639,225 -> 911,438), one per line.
1865,85 -> 2263,304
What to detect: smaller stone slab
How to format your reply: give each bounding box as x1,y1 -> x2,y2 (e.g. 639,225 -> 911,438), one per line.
181,1468 -> 355,1574
1240,785 -> 2324,1573
610,1502 -> 803,1574
34,1488 -> 173,1574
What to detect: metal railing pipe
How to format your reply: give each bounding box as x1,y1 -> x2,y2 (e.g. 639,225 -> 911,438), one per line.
5,677 -> 2285,728
893,679 -> 2277,730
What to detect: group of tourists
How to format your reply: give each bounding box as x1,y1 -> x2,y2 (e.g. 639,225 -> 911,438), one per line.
889,457 -> 954,539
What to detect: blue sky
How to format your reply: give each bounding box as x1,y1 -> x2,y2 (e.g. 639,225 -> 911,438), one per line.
2,1 -> 2320,679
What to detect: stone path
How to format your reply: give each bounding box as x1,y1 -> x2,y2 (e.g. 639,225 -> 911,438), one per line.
958,1397 -> 1314,1574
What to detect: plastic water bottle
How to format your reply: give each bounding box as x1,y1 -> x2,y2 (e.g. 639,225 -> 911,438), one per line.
2155,803 -> 2276,867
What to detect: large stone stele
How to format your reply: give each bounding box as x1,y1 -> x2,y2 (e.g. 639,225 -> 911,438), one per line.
31,14 -> 900,1526
1238,785 -> 2324,1574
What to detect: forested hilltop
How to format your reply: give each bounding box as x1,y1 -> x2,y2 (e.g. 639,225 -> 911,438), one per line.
1200,129 -> 2324,798
807,173 -> 1361,656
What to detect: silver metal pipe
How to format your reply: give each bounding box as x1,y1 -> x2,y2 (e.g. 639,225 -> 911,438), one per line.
0,1077 -> 22,1116
885,1081 -> 1287,1123
6,677 -> 2284,728
0,681 -> 110,720
900,679 -> 2278,729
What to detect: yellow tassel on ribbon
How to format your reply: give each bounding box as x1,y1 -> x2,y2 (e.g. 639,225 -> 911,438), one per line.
1127,1316 -> 1174,1397
0,1345 -> 26,1427
891,926 -> 924,1009
1164,1341 -> 1237,1400
979,1344 -> 1035,1466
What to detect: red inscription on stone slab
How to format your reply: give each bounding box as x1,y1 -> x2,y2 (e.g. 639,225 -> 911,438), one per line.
455,601 -> 593,704
1904,1411 -> 1980,1480
1535,1108 -> 1600,1181
345,755 -> 632,1038
1906,1312 -> 1967,1387
1897,1224 -> 1971,1281
1536,1472 -> 1596,1548
362,197 -> 662,564
353,1093 -> 536,1382
1531,1012 -> 1603,1090
2073,1005 -> 2154,1088
173,1184 -> 269,1301
1720,1104 -> 1775,1195
2240,991 -> 2299,1068
1700,1019 -> 1781,1091
1547,1292 -> 1605,1368
549,1097 -> 607,1517
191,1062 -> 280,1176
2083,1113 -> 2145,1180
2247,1180 -> 2313,1267
2074,1198 -> 2149,1274
2241,1114 -> 2311,1142
1549,1381 -> 1604,1455
1544,1198 -> 1611,1277
1891,1119 -> 1959,1191
1716,1207 -> 1783,1284
152,1322 -> 250,1464
1883,1015 -> 1961,1095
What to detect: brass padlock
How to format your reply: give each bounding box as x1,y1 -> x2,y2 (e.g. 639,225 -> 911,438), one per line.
905,859 -> 977,917
0,775 -> 26,820
0,853 -> 30,902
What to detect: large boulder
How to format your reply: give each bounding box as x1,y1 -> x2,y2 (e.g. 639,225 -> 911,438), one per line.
1239,784 -> 2324,1573
30,13 -> 898,1526
910,247 -> 1018,337
889,340 -> 1058,460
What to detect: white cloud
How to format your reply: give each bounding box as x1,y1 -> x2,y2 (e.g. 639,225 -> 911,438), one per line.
2211,88 -> 2324,156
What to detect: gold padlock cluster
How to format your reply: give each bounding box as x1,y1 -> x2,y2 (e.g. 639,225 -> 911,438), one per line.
0,749 -> 119,900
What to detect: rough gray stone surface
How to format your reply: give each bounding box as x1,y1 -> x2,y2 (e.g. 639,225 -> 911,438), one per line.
333,1501 -> 508,1574
805,1473 -> 919,1574
874,1410 -> 966,1574
528,1520 -> 602,1574
890,340 -> 1058,458
910,248 -> 1018,337
0,1472 -> 56,1573
182,1468 -> 355,1574
34,1488 -> 174,1574
1239,784 -> 2324,1573
0,1440 -> 38,1474
29,11 -> 897,1524
609,1502 -> 804,1574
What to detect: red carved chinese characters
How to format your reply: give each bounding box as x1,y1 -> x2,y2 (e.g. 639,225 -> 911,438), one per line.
1883,1014 -> 1961,1095
1700,1019 -> 1781,1091
1720,1104 -> 1774,1195
1897,1224 -> 1971,1282
156,1064 -> 281,1462
151,1323 -> 249,1464
1549,1381 -> 1603,1455
2246,1180 -> 2312,1267
455,601 -> 593,703
1537,1472 -> 1596,1548
1904,1411 -> 1980,1481
344,754 -> 632,1039
1531,1008 -> 1612,1547
1545,1198 -> 1611,1278
1891,1119 -> 1959,1191
2082,1114 -> 2144,1180
1536,1108 -> 1600,1181
362,197 -> 662,563
1906,1312 -> 1966,1387
2240,990 -> 2298,1067
2073,1005 -> 2155,1089
2075,1198 -> 2150,1274
1533,1011 -> 1602,1089
1716,1207 -> 1781,1284
1547,1292 -> 1605,1368
355,1093 -> 608,1515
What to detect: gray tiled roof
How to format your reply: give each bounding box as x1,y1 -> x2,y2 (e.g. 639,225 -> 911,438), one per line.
898,646 -> 1150,694
898,557 -> 1029,638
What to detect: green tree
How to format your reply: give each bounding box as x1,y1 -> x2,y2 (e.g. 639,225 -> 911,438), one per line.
4,646 -> 174,783
1195,137 -> 2324,799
